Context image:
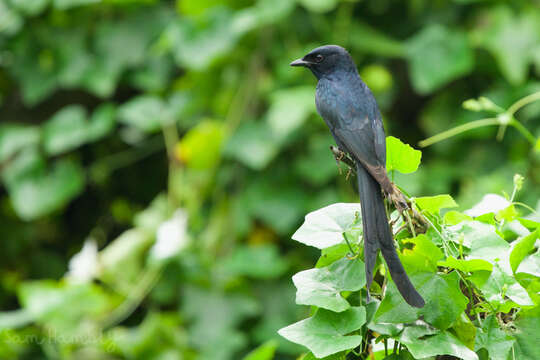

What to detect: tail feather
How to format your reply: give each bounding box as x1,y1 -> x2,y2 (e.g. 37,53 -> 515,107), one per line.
357,163 -> 425,308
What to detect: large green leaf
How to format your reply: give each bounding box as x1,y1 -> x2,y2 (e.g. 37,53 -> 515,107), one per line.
278,307 -> 366,358
510,230 -> 539,273
9,0 -> 49,16
437,256 -> 493,273
470,263 -> 534,308
475,315 -> 515,360
473,6 -> 540,85
53,0 -> 99,10
3,150 -> 85,220
292,203 -> 362,249
349,22 -> 405,57
17,280 -> 112,334
406,25 -> 474,94
117,95 -> 168,133
399,234 -> 444,273
399,326 -> 478,360
448,221 -> 504,249
176,120 -> 225,169
414,194 -> 458,215
242,340 -> 278,360
266,86 -> 315,139
375,272 -> 468,329
292,257 -> 365,312
224,244 -> 288,279
42,105 -> 88,155
517,250 -> 540,277
183,286 -> 259,360
224,122 -> 280,170
386,136 -> 421,174
513,314 -> 540,360
0,124 -> 40,163
42,104 -> 116,155
297,0 -> 337,13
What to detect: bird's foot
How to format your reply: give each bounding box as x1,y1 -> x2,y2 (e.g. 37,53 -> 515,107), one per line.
387,183 -> 429,234
329,146 -> 356,176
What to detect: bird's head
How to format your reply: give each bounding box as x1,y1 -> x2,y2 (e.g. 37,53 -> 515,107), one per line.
290,45 -> 356,79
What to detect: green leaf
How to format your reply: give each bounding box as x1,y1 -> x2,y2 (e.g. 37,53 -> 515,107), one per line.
414,194 -> 458,215
42,104 -> 116,155
473,7 -> 539,85
444,210 -> 472,225
448,221 -> 504,249
301,352 -> 347,360
517,250 -> 540,277
470,264 -> 534,308
225,122 -> 280,170
9,0 -> 49,16
452,312 -> 477,350
266,86 -> 315,140
42,105 -> 88,155
437,256 -> 493,273
17,280 -> 111,334
0,309 -> 34,330
176,121 -> 225,169
295,133 -> 339,186
510,230 -> 539,273
475,315 -> 514,360
3,150 -> 85,220
87,103 -> 116,141
400,234 -> 444,273
293,257 -> 365,312
183,286 -> 259,360
292,203 -> 362,249
513,314 -> 540,360
0,1 -> 23,35
465,194 -> 511,217
406,25 -> 474,94
316,244 -> 350,268
224,244 -> 288,279
168,10 -> 238,70
0,124 -> 40,163
297,0 -> 338,13
349,22 -> 405,57
53,0 -> 99,10
386,136 -> 422,174
278,307 -> 366,358
242,340 -> 278,360
468,223 -> 510,265
117,95 -> 167,133
399,327 -> 479,360
375,272 -> 468,329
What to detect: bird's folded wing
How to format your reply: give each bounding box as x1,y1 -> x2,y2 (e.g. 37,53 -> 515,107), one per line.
334,115 -> 391,192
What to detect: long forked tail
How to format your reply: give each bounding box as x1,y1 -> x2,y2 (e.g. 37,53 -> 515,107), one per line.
356,163 -> 425,308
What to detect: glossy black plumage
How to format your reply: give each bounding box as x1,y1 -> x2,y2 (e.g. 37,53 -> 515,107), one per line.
291,45 -> 425,308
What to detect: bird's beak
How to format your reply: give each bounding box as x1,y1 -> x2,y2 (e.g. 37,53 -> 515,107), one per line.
290,58 -> 310,67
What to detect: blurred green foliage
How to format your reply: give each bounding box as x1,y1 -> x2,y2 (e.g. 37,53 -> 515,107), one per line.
0,0 -> 540,359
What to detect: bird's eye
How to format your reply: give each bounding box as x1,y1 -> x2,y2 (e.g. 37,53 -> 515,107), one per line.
315,54 -> 324,63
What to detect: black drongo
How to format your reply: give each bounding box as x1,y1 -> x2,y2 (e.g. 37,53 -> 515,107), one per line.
291,45 -> 425,308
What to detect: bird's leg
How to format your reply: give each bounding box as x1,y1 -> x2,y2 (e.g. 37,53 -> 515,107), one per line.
386,183 -> 429,234
330,146 -> 356,176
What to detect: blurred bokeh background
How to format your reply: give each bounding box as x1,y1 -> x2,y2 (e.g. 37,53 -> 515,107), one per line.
1,0 -> 539,359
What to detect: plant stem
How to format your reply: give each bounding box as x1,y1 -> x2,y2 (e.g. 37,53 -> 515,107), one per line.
419,118 -> 499,147
507,91 -> 540,116
343,233 -> 357,256
101,265 -> 162,330
510,119 -> 536,146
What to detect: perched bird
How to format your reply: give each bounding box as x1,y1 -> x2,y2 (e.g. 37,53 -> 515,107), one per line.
291,45 -> 425,308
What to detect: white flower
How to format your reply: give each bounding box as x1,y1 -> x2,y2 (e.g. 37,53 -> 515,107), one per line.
465,194 -> 510,217
66,239 -> 99,283
150,209 -> 189,261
